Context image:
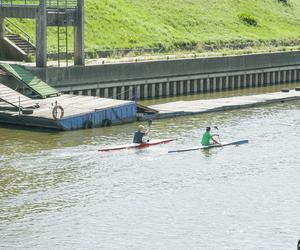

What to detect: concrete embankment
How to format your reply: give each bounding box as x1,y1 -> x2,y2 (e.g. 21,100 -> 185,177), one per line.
139,89 -> 300,121
27,51 -> 300,100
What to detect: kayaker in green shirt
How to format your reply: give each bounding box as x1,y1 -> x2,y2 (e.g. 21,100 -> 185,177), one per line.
201,127 -> 221,146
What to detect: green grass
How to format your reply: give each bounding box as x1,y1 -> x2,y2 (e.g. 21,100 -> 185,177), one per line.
5,0 -> 300,54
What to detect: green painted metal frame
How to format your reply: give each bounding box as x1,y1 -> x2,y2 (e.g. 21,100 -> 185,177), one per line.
0,63 -> 59,98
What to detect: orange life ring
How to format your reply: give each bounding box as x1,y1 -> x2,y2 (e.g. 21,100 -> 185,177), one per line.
52,105 -> 64,120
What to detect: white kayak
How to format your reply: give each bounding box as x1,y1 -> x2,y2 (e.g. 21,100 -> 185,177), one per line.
168,139 -> 249,153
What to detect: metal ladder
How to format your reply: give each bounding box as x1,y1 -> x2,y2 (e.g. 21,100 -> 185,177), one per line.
56,0 -> 69,67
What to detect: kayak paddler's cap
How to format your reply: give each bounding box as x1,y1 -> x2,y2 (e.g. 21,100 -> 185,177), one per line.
206,127 -> 211,132
138,125 -> 145,131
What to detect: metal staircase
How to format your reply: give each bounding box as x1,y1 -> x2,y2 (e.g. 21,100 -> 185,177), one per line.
6,34 -> 36,55
0,0 -> 83,67
4,19 -> 36,56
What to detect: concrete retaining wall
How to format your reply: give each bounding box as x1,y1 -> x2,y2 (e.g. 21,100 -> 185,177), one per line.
27,51 -> 300,100
0,37 -> 27,61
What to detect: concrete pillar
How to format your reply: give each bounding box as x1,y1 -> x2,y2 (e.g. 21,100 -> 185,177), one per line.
225,76 -> 229,90
96,88 -> 100,97
200,79 -> 204,92
173,82 -> 177,95
260,73 -> 264,86
112,87 -> 117,99
36,0 -> 47,67
120,86 -> 125,100
136,85 -> 140,99
74,0 -> 85,65
144,84 -> 148,99
286,70 -> 289,82
159,83 -> 163,97
151,84 -> 155,98
128,86 -> 133,99
249,74 -> 253,87
278,71 -> 281,84
104,88 -> 109,98
272,72 -> 275,84
255,73 -> 259,86
187,80 -> 191,94
179,81 -> 183,95
213,78 -> 216,91
166,82 -> 170,96
237,76 -> 241,88
78,90 -> 83,95
266,72 -> 270,85
219,77 -> 223,90
259,73 -> 263,85
282,71 -> 286,82
87,89 -> 91,96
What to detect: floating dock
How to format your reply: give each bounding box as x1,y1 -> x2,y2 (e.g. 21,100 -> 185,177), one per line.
0,63 -> 136,130
139,89 -> 300,120
0,94 -> 136,130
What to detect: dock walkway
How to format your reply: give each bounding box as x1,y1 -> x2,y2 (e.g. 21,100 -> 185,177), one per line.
0,82 -> 38,109
145,90 -> 300,119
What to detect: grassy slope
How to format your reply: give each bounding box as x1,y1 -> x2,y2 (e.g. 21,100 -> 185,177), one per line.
9,0 -> 300,52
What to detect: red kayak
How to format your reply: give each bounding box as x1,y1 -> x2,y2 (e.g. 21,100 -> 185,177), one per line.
98,138 -> 175,152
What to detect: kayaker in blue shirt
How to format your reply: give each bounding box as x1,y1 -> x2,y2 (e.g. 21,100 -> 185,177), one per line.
133,125 -> 149,143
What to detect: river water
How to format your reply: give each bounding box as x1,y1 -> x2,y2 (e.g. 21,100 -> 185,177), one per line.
1,85 -> 300,249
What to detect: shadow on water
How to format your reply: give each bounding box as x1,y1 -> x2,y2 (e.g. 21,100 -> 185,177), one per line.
0,123 -> 59,133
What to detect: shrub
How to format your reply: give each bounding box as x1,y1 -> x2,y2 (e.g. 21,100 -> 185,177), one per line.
238,13 -> 258,27
25,53 -> 34,62
277,0 -> 288,5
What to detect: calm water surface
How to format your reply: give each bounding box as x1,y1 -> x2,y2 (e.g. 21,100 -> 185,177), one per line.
1,86 -> 300,249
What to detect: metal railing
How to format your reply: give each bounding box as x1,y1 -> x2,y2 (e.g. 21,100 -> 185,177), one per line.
5,18 -> 35,54
47,0 -> 77,8
5,18 -> 34,44
0,0 -> 78,8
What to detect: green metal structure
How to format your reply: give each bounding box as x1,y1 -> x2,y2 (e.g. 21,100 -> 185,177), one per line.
0,63 -> 59,98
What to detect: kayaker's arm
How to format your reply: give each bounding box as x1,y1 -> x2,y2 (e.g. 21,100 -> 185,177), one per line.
211,134 -> 222,145
212,138 -> 221,145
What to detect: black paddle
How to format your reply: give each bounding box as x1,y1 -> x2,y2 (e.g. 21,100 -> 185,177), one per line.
148,119 -> 153,128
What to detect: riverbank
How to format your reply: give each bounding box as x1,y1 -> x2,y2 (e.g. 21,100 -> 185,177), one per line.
8,0 -> 300,53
